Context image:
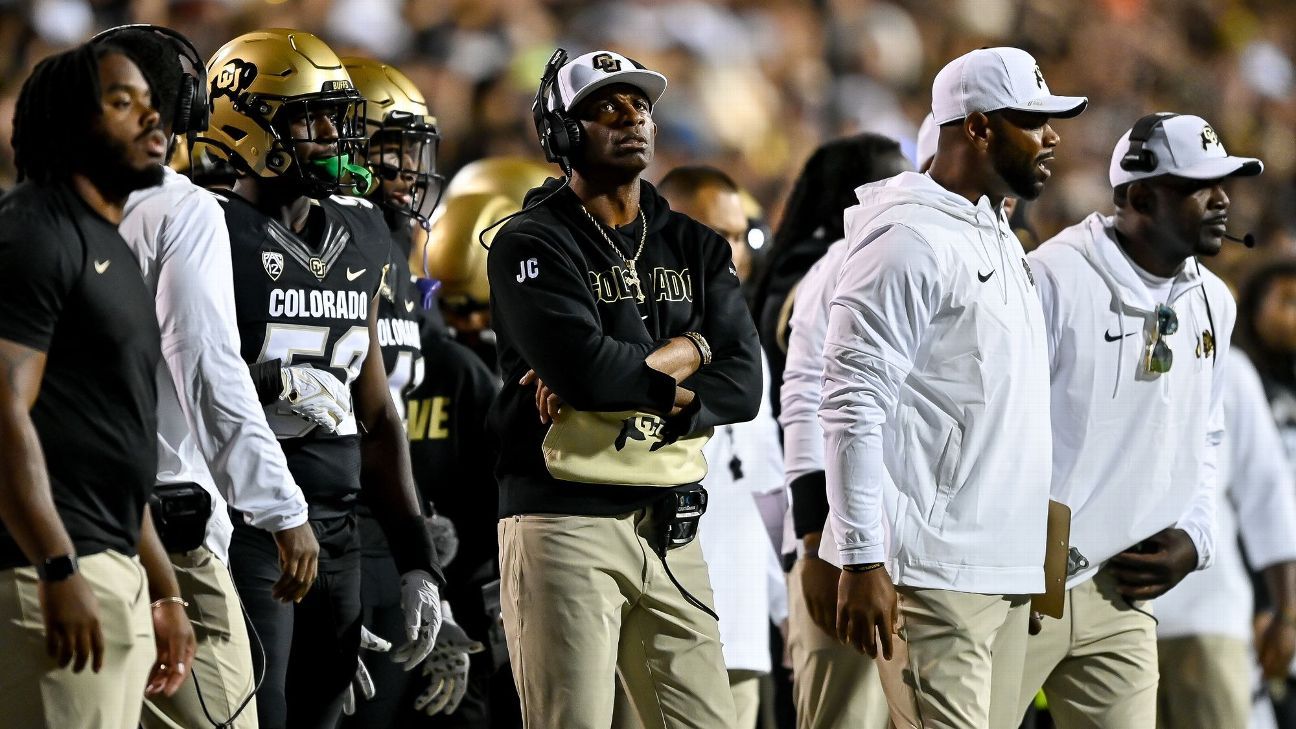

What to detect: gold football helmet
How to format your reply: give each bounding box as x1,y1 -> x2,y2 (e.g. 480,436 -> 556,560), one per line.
419,157 -> 554,308
442,157 -> 552,205
197,28 -> 368,198
341,56 -> 442,227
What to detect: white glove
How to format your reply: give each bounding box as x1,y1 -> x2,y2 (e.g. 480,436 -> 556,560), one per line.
342,626 -> 391,715
414,602 -> 485,716
391,570 -> 442,670
280,364 -> 352,433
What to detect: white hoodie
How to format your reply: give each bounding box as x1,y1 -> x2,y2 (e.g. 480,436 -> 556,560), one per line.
1028,213 -> 1229,589
819,172 -> 1051,595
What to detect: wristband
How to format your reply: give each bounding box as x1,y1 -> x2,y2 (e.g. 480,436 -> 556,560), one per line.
842,562 -> 886,573
683,331 -> 712,366
151,596 -> 189,610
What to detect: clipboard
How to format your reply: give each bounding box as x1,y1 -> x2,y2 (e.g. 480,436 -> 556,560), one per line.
1030,500 -> 1070,619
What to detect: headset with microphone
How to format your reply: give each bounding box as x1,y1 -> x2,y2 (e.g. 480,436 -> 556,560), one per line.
475,48 -> 575,250
1121,111 -> 1256,248
532,48 -> 582,173
90,25 -> 209,144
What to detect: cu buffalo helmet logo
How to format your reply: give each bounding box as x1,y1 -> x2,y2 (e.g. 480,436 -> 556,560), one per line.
262,251 -> 284,281
211,59 -> 258,108
1200,124 -> 1221,151
592,53 -> 622,73
1033,65 -> 1045,90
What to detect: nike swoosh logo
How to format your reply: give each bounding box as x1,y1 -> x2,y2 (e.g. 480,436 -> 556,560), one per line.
346,267 -> 366,281
977,270 -> 994,283
404,300 -> 415,312
1105,330 -> 1137,342
94,259 -> 110,274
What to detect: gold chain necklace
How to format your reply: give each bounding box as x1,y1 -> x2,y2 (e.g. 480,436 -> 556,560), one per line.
579,205 -> 648,304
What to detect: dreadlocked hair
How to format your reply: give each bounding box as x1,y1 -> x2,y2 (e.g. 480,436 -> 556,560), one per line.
13,43 -> 124,184
770,133 -> 904,254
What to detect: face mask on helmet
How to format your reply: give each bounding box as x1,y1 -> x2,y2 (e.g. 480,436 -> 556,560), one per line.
270,95 -> 372,198
364,111 -> 444,228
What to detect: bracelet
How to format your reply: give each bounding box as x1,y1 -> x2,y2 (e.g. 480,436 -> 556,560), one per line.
683,331 -> 712,367
842,562 -> 886,573
151,596 -> 189,610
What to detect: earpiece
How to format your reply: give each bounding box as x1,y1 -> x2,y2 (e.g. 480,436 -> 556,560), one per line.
1119,112 -> 1178,173
531,48 -> 581,171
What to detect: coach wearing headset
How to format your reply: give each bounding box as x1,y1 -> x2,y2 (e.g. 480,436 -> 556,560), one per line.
1017,113 -> 1262,727
485,49 -> 760,729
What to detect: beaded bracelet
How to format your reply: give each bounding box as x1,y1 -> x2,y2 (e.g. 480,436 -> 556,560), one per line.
150,596 -> 190,610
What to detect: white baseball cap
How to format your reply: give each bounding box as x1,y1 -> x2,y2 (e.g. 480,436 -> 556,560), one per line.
1108,113 -> 1263,187
931,47 -> 1087,125
915,113 -> 938,169
557,50 -> 667,112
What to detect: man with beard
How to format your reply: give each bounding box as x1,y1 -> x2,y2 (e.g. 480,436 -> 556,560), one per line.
104,26 -> 322,729
488,49 -> 761,728
821,47 -> 1086,728
1015,113 -> 1261,727
195,29 -> 445,729
0,42 -> 194,728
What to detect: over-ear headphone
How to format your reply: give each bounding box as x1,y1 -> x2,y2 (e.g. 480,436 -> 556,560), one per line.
1119,112 -> 1179,173
90,24 -> 209,137
531,48 -> 582,171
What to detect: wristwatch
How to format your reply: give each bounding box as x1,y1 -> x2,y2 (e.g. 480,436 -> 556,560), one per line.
36,554 -> 78,582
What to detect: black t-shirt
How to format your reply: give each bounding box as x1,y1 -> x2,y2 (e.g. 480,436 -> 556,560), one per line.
216,191 -> 391,519
0,181 -> 160,569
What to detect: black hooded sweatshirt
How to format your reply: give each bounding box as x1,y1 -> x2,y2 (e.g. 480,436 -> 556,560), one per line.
487,177 -> 761,517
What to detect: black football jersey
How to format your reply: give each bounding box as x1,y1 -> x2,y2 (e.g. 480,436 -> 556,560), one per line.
375,245 -> 425,422
218,191 -> 392,515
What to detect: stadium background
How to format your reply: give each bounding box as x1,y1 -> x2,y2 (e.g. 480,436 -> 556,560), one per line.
0,1 -> 1292,727
0,0 -> 1293,280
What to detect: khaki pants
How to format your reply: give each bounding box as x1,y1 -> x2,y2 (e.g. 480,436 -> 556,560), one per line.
499,508 -> 735,729
1019,571 -> 1158,728
785,560 -> 889,729
877,587 -> 1031,729
142,547 -> 258,728
1157,635 -> 1249,729
0,550 -> 155,729
729,669 -> 761,729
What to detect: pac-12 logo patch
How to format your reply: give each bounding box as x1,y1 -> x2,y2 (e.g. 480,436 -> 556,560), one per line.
262,251 -> 284,281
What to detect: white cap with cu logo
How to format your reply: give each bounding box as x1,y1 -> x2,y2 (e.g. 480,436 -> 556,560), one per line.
556,50 -> 668,112
930,47 -> 1088,125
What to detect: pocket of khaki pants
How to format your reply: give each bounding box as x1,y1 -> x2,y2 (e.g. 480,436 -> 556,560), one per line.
176,557 -> 234,639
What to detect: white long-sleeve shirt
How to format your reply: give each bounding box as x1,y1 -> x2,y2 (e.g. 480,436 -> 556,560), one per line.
1030,213 -> 1228,588
120,168 -> 308,561
701,353 -> 788,673
1157,350 -> 1296,640
780,239 -> 847,488
819,172 -> 1051,594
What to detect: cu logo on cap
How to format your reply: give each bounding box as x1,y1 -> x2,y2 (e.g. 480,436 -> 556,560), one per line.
1201,125 -> 1220,151
1033,65 -> 1045,89
592,53 -> 622,73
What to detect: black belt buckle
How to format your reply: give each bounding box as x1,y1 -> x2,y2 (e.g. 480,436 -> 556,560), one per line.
665,489 -> 708,550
